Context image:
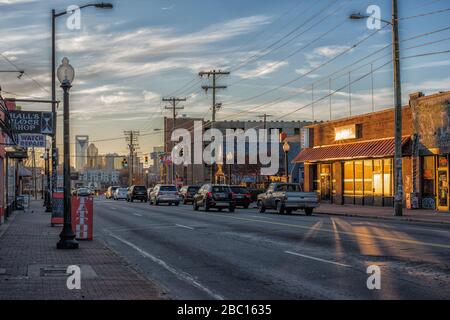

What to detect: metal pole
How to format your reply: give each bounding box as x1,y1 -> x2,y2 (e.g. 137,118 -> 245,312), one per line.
285,151 -> 289,183
50,10 -> 57,212
211,72 -> 216,184
45,149 -> 52,212
392,0 -> 403,216
57,80 -> 78,249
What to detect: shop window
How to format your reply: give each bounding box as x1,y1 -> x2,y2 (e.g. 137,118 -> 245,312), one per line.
344,161 -> 354,195
354,161 -> 363,195
373,160 -> 383,195
383,159 -> 393,196
422,156 -> 435,197
364,160 -> 373,195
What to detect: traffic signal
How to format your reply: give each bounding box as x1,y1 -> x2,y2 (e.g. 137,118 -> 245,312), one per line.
122,158 -> 128,168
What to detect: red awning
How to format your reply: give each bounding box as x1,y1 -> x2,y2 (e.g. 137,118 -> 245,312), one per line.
294,137 -> 411,163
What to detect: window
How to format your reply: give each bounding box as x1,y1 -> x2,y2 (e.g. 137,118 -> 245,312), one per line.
423,156 -> 435,197
383,159 -> 393,196
355,161 -> 363,195
344,161 -> 354,195
364,160 -> 373,195
294,128 -> 300,135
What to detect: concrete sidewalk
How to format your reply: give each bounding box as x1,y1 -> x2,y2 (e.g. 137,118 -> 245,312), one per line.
315,203 -> 450,224
0,201 -> 165,300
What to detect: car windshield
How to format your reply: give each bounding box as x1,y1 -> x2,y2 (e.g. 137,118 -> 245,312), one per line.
160,186 -> 177,191
188,187 -> 200,192
212,186 -> 231,193
78,188 -> 89,193
134,186 -> 146,192
275,184 -> 302,192
231,187 -> 248,194
111,187 -> 119,192
117,188 -> 127,192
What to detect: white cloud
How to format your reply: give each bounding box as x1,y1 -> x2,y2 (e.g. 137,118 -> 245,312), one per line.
236,60 -> 288,79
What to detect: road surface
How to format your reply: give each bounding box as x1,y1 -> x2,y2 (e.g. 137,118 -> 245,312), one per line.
94,197 -> 450,299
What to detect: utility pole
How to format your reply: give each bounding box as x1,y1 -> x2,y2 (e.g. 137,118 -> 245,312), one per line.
199,70 -> 230,183
124,131 -> 139,187
163,97 -> 186,185
392,0 -> 403,217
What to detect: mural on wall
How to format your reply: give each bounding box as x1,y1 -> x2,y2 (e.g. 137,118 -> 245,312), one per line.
412,99 -> 450,154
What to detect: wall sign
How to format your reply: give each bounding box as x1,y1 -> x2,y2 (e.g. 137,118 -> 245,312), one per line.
335,124 -> 357,141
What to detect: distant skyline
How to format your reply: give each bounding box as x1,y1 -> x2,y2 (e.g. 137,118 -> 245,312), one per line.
1,0 -> 450,157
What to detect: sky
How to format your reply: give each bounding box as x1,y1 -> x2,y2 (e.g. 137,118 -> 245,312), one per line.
1,0 -> 450,158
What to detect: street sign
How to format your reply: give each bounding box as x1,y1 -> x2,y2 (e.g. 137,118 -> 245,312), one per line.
5,134 -> 47,148
10,111 -> 55,135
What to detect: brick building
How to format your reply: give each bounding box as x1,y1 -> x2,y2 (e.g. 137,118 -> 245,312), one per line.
294,90 -> 450,212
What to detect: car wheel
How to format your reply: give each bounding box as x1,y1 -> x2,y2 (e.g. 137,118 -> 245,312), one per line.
155,200 -> 159,206
305,208 -> 313,216
175,202 -> 180,206
286,209 -> 293,215
243,204 -> 249,209
229,206 -> 235,213
276,201 -> 285,214
193,201 -> 199,211
204,201 -> 210,212
257,201 -> 266,213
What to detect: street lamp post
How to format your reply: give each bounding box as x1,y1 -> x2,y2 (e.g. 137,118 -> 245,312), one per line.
56,57 -> 78,250
283,141 -> 290,183
226,152 -> 233,185
349,0 -> 403,216
51,2 -> 113,212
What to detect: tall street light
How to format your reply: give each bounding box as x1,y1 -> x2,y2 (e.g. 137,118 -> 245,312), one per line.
349,0 -> 403,216
56,57 -> 78,250
51,2 -> 113,212
283,141 -> 290,183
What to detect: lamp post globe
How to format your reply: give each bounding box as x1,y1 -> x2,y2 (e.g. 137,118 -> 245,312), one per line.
57,57 -> 75,85
283,141 -> 290,183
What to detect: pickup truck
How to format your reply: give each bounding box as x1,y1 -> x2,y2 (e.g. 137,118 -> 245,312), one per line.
257,183 -> 320,215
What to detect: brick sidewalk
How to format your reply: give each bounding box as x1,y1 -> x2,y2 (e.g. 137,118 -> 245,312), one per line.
0,201 -> 165,300
315,203 -> 450,224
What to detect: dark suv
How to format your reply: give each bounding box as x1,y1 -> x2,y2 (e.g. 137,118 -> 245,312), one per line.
230,186 -> 252,208
179,185 -> 200,204
193,184 -> 235,212
126,185 -> 148,202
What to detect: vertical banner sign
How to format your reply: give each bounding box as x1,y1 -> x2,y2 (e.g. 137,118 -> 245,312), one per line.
71,196 -> 93,240
51,191 -> 64,225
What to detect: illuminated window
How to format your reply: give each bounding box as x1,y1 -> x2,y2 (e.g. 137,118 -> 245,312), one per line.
383,159 -> 393,196
355,161 -> 363,195
373,160 -> 383,195
364,160 -> 373,195
344,161 -> 354,195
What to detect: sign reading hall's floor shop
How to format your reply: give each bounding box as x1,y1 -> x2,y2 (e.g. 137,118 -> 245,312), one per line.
9,111 -> 55,135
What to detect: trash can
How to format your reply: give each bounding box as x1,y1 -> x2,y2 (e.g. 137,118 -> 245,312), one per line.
71,196 -> 93,240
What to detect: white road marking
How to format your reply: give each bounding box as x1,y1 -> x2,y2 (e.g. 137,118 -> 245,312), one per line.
176,224 -> 194,230
104,230 -> 224,300
133,213 -> 143,217
285,251 -> 351,268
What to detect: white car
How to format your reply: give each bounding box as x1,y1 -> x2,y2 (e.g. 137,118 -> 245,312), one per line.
114,188 -> 128,200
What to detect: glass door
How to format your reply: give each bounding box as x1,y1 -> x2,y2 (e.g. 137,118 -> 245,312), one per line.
320,164 -> 332,202
437,168 -> 449,211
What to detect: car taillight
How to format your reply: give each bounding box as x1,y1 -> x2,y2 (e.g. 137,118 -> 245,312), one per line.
230,192 -> 236,199
245,193 -> 251,198
207,192 -> 213,198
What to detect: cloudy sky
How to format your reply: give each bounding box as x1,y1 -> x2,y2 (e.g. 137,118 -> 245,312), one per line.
1,0 -> 450,157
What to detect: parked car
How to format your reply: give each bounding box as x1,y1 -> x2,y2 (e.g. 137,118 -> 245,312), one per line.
257,183 -> 319,215
193,184 -> 235,212
106,186 -> 120,199
149,184 -> 181,206
230,186 -> 252,208
75,187 -> 91,197
126,185 -> 148,202
248,188 -> 266,203
114,188 -> 128,200
179,185 -> 200,204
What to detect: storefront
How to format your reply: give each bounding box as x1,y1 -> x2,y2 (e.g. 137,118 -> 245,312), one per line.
294,91 -> 450,211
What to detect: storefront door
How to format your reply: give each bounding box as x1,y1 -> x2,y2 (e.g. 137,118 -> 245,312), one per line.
437,168 -> 449,211
320,164 -> 332,202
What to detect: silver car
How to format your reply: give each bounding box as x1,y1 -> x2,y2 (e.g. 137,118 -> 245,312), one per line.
114,188 -> 128,200
149,184 -> 181,206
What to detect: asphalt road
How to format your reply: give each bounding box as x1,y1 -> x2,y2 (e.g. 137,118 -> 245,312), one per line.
94,197 -> 450,300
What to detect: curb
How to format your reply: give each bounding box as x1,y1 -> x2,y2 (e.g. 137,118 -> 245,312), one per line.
315,211 -> 450,226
